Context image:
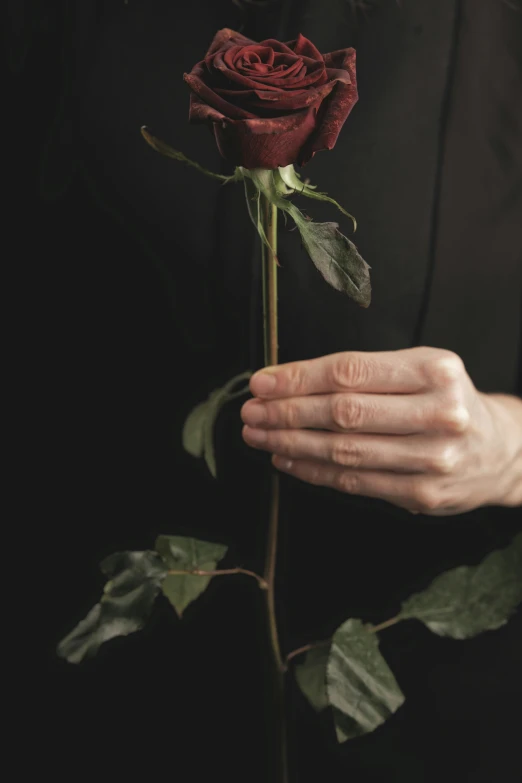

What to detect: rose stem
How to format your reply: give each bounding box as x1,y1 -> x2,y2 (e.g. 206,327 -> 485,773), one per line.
261,194 -> 288,783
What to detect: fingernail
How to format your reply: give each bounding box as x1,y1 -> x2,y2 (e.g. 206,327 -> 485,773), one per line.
273,455 -> 293,471
243,425 -> 267,444
251,370 -> 277,396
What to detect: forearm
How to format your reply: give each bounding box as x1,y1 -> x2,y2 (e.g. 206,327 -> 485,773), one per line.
485,393 -> 522,506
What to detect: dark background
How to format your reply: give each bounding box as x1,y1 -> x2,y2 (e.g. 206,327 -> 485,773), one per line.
9,2 -> 521,782
12,2 -> 296,781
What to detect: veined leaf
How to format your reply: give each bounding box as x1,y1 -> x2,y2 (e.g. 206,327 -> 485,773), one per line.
399,532 -> 522,639
290,210 -> 371,307
327,619 -> 405,742
240,167 -> 370,307
155,535 -> 228,617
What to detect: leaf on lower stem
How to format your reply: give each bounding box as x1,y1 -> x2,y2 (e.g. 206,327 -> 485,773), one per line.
327,618 -> 405,742
56,551 -> 167,664
182,370 -> 252,478
155,535 -> 228,617
293,619 -> 404,742
399,532 -> 522,639
295,645 -> 331,713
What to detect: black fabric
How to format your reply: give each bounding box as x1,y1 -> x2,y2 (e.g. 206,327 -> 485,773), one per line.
19,1 -> 521,781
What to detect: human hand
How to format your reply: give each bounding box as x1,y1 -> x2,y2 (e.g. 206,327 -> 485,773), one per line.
240,347 -> 522,516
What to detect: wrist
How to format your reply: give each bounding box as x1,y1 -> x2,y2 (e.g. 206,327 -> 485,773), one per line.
484,393 -> 522,507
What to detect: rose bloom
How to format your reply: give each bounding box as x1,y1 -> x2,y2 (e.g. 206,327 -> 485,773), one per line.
183,28 -> 358,169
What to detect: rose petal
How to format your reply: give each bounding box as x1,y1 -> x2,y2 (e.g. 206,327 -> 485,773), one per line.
213,106 -> 320,169
187,91 -> 226,125
205,28 -> 255,57
290,33 -> 324,61
257,38 -> 299,57
299,48 -> 358,163
211,52 -> 283,91
184,71 -> 258,120
214,77 -> 331,112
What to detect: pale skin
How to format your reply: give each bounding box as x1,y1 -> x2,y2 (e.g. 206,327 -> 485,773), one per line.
240,346 -> 522,516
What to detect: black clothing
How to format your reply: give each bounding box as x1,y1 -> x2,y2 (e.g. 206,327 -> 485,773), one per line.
24,1 -> 521,781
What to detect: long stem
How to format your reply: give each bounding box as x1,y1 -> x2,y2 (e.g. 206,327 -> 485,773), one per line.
261,195 -> 288,783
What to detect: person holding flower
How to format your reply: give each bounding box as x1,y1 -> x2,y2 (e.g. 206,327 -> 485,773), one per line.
33,0 -> 521,781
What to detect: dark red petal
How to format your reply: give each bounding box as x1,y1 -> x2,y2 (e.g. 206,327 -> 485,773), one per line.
251,61 -> 306,80
205,28 -> 255,57
211,53 -> 282,91
187,91 -> 226,124
242,58 -> 305,80
213,106 -> 319,169
299,48 -> 358,163
322,47 -> 356,70
290,33 -> 323,61
236,45 -> 275,67
249,81 -> 334,111
257,38 -> 298,57
184,71 -> 258,120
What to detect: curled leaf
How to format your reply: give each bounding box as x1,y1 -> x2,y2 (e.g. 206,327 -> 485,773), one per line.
276,164 -> 356,229
141,126 -> 242,183
182,370 -> 252,477
56,551 -> 167,664
295,645 -> 330,713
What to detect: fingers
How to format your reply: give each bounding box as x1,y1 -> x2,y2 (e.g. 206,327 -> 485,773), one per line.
270,455 -> 454,515
249,347 -> 451,399
241,391 -> 445,435
243,427 -> 449,474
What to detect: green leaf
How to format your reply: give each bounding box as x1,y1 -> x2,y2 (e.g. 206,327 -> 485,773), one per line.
155,535 -> 228,617
399,533 -> 522,639
327,619 -> 405,742
290,212 -> 371,307
56,551 -> 167,664
240,167 -> 370,306
140,126 -> 242,184
295,645 -> 331,713
182,370 -> 252,477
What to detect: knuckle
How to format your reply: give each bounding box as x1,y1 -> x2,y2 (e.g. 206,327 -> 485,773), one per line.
331,439 -> 364,468
332,394 -> 364,430
335,471 -> 361,494
283,402 -> 301,429
426,445 -> 460,475
286,364 -> 309,395
424,352 -> 465,388
331,353 -> 369,390
439,403 -> 470,433
263,403 -> 279,427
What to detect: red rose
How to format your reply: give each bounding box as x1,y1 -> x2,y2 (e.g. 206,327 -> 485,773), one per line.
183,28 -> 358,170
